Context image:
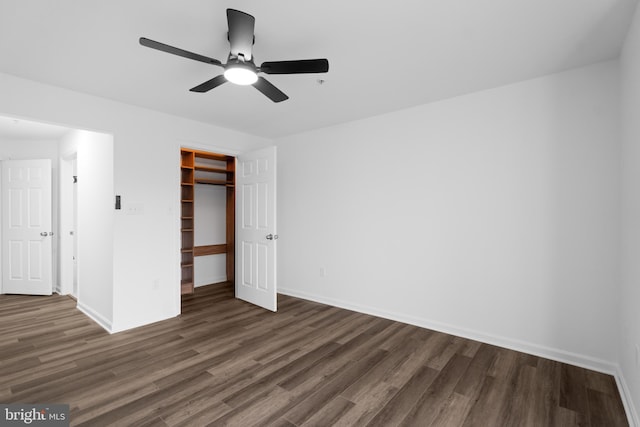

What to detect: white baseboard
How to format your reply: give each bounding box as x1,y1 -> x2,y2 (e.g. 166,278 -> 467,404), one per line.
616,366 -> 639,427
76,301 -> 112,334
278,287 -> 617,373
280,287 -> 640,424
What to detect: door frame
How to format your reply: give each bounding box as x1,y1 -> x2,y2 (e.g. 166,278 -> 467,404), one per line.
59,151 -> 78,296
176,142 -> 279,313
176,142 -> 241,313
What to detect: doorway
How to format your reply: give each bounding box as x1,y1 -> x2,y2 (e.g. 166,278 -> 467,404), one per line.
60,153 -> 78,298
180,148 -> 235,294
179,145 -> 279,312
0,116 -> 114,330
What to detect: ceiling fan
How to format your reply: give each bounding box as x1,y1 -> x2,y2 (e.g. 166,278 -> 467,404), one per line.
140,8 -> 329,103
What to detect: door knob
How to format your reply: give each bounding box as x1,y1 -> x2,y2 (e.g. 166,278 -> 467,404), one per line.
266,234 -> 279,240
40,232 -> 48,237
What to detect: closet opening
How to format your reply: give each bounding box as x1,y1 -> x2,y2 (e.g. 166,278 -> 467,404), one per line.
180,148 -> 235,294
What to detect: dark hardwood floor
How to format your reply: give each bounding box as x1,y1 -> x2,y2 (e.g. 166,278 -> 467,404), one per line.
0,283 -> 629,426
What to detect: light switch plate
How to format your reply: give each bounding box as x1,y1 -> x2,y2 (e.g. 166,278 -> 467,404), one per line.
126,202 -> 144,215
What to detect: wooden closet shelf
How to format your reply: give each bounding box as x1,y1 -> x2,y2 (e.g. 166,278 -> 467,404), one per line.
180,182 -> 194,186
191,149 -> 229,161
181,262 -> 193,268
194,165 -> 230,174
181,248 -> 193,253
181,228 -> 194,232
181,199 -> 194,203
194,244 -> 227,256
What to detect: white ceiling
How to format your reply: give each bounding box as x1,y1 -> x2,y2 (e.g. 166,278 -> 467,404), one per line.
0,0 -> 637,139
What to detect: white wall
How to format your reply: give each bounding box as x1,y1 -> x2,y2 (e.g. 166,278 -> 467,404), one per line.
78,130 -> 114,328
0,138 -> 60,159
0,72 -> 270,333
619,2 -> 640,424
0,138 -> 61,291
59,129 -> 115,330
194,184 -> 227,286
276,60 -> 620,372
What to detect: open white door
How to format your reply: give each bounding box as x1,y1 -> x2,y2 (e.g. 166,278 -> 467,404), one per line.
1,159 -> 53,295
235,146 -> 277,311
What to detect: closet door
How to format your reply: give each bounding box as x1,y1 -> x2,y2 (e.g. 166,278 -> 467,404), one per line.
235,146 -> 277,311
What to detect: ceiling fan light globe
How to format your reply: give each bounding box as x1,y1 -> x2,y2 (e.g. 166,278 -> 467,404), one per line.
224,65 -> 258,85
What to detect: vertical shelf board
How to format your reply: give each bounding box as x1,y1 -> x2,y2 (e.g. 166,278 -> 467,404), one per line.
181,217 -> 194,230
181,202 -> 194,219
226,156 -> 235,282
181,150 -> 195,168
181,169 -> 194,185
180,148 -> 196,295
181,279 -> 194,295
181,231 -> 194,255
181,249 -> 194,265
181,184 -> 194,201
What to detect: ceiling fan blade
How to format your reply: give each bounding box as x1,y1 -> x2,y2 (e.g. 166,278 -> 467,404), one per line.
189,75 -> 228,93
253,77 -> 288,103
139,37 -> 222,67
260,59 -> 329,74
227,9 -> 255,60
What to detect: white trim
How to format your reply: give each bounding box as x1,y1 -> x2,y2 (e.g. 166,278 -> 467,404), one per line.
76,301 -> 112,334
58,153 -> 77,296
280,287 -> 640,424
278,287 -> 618,374
616,366 -> 639,427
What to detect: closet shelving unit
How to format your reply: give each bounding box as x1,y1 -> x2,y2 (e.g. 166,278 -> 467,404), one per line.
180,148 -> 235,295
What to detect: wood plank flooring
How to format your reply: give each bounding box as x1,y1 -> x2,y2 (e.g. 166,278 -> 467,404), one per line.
0,283 -> 629,426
